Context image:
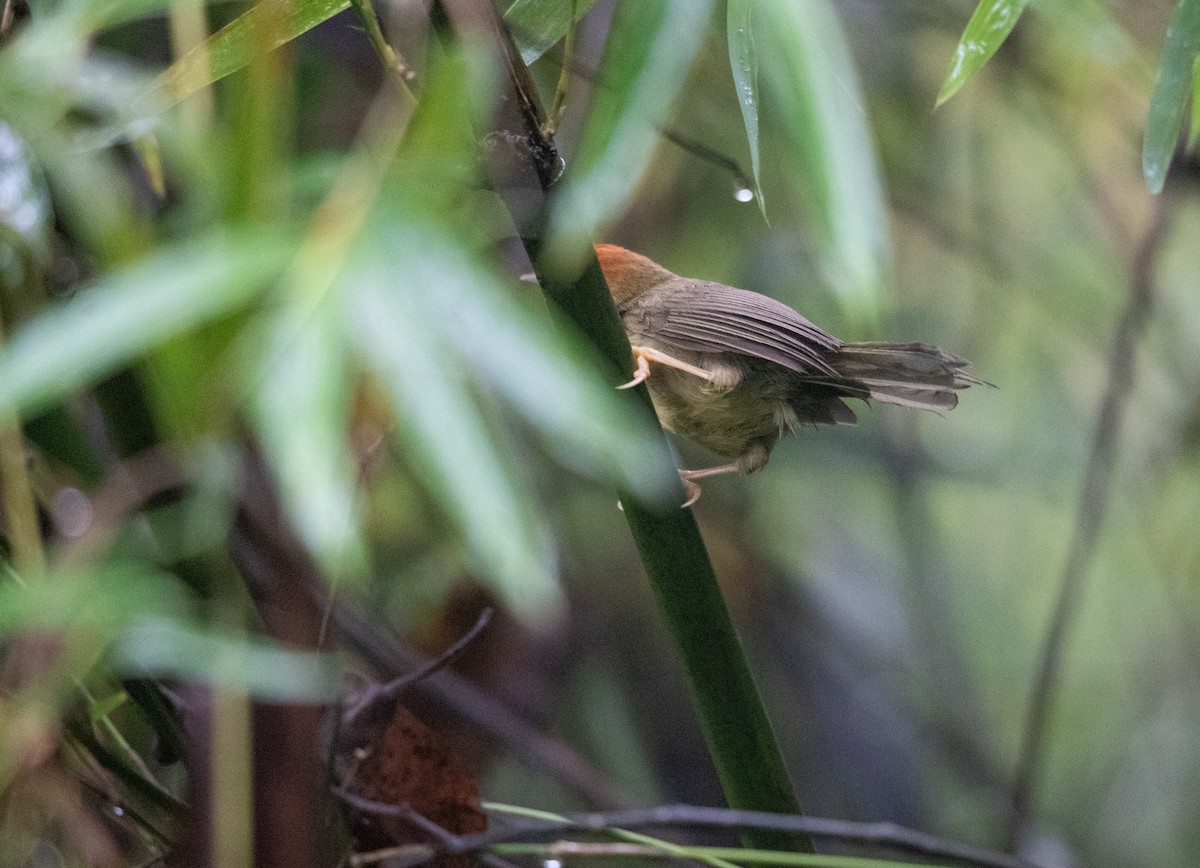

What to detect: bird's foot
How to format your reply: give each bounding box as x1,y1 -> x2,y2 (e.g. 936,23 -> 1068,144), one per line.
678,461 -> 741,508
617,346 -> 715,390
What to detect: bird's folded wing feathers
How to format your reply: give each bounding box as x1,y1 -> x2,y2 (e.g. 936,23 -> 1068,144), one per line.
649,283 -> 841,376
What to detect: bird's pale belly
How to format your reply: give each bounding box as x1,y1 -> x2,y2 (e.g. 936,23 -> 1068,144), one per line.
643,363 -> 796,472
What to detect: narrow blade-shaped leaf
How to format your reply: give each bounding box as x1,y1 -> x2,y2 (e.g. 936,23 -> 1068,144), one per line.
156,0 -> 351,104
1144,0 -> 1200,193
351,258 -> 560,621
114,618 -> 340,701
547,0 -> 716,256
389,226 -> 673,504
0,229 -> 292,417
1191,55 -> 1200,147
936,0 -> 1031,107
757,0 -> 888,323
505,0 -> 600,64
251,295 -> 367,583
727,0 -> 765,216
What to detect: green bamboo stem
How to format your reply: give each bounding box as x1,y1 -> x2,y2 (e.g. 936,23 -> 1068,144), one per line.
536,256 -> 807,851
434,0 -> 808,849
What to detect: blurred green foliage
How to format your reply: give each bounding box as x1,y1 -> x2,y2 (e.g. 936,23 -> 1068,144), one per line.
0,0 -> 1199,865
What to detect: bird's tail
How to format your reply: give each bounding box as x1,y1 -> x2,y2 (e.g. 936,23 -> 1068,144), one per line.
820,342 -> 983,412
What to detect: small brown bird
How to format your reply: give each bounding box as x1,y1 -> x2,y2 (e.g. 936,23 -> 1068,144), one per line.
596,244 -> 979,505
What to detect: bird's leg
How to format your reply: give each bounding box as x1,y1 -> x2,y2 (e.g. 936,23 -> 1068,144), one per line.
617,346 -> 715,390
678,462 -> 741,507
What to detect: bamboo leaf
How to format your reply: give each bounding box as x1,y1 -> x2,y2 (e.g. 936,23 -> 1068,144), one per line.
1144,0 -> 1200,193
351,253 -> 561,621
727,0 -> 765,215
156,0 -> 351,104
114,618 -> 340,701
251,293 -> 367,583
936,0 -> 1031,107
0,229 -> 292,418
547,0 -> 716,256
756,0 -> 888,323
1191,55 -> 1200,147
505,0 -> 599,64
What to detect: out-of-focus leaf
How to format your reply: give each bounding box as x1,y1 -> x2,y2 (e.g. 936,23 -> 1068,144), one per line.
0,38 -> 154,257
1033,0 -> 1135,69
936,0 -> 1031,107
0,121 -> 52,257
0,229 -> 293,417
1191,55 -> 1200,146
113,618 -> 340,701
397,224 -> 671,501
252,291 -> 367,582
547,0 -> 715,257
156,0 -> 351,105
756,0 -> 888,323
1144,0 -> 1200,193
727,0 -> 765,216
351,252 -> 560,621
0,566 -> 187,634
505,0 -> 600,64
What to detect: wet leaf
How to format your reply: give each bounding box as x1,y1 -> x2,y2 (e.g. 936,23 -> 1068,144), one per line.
937,0 -> 1031,107
1144,0 -> 1200,193
727,0 -> 765,216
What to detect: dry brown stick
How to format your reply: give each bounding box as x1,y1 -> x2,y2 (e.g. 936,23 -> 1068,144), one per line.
1005,194 -> 1172,848
335,795 -> 1044,868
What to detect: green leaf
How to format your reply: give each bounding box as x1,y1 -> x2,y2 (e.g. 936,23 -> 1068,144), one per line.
1191,55 -> 1200,147
1031,0 -> 1135,70
0,565 -> 188,635
0,121 -> 53,257
547,0 -> 716,256
0,229 -> 292,418
505,0 -> 600,64
936,0 -> 1031,107
113,618 -> 340,701
1144,0 -> 1200,193
727,0 -> 765,216
155,0 -> 351,105
351,251 -> 560,621
251,291 -> 367,583
408,232 -> 672,503
756,0 -> 888,323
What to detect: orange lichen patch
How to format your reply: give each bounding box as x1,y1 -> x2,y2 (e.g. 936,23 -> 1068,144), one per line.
347,705 -> 486,867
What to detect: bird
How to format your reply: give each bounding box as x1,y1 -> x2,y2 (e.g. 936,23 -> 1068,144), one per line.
595,244 -> 981,506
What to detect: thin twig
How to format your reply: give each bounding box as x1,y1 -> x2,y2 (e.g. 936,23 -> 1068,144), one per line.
334,796 -> 1043,868
1005,195 -> 1172,848
338,608 -> 493,746
660,128 -> 753,197
543,0 -> 577,136
326,598 -> 633,809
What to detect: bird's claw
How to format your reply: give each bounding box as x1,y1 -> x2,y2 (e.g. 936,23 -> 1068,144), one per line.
617,346 -> 716,391
680,476 -> 702,508
617,353 -> 651,390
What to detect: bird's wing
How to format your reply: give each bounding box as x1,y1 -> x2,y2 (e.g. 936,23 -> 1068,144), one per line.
645,281 -> 842,376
